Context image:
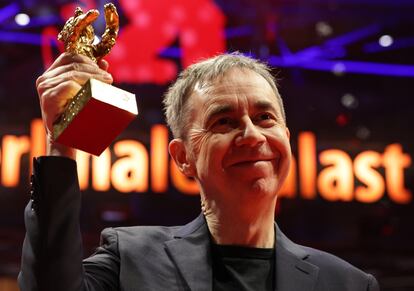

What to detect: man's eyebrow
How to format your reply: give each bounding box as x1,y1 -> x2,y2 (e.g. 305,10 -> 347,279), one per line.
254,100 -> 277,112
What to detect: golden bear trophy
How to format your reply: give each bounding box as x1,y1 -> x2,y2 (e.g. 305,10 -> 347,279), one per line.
54,3 -> 138,156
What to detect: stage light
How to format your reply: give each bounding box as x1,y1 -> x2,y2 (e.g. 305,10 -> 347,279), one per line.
315,21 -> 333,37
15,13 -> 30,26
332,62 -> 346,76
336,113 -> 349,126
356,126 -> 370,140
341,93 -> 359,109
379,35 -> 393,47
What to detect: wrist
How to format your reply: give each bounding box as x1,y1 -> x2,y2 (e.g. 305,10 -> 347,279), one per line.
47,139 -> 76,160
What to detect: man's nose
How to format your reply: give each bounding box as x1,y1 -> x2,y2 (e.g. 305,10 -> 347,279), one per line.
234,119 -> 266,147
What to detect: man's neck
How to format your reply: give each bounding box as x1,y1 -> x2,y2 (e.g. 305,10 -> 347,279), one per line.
203,198 -> 276,248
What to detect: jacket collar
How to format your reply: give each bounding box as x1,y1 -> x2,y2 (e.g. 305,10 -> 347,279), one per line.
165,213 -> 212,291
164,214 -> 319,291
274,224 -> 320,290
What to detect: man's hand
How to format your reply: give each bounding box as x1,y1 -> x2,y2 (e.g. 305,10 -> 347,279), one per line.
36,52 -> 113,159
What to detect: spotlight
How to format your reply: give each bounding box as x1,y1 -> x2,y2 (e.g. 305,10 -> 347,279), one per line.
336,113 -> 349,126
15,13 -> 30,26
332,62 -> 346,76
341,93 -> 359,109
315,21 -> 333,37
379,35 -> 393,47
356,126 -> 370,140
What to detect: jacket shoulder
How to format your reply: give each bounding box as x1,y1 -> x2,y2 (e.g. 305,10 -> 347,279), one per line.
303,245 -> 360,270
106,225 -> 181,254
301,245 -> 379,290
114,224 -> 180,241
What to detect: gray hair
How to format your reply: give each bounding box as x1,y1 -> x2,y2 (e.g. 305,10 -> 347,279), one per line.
163,52 -> 286,139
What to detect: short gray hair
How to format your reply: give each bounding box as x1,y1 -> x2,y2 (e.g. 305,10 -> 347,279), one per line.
163,52 -> 285,139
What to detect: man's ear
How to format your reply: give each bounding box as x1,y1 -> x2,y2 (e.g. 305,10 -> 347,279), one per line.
286,127 -> 290,140
169,139 -> 195,177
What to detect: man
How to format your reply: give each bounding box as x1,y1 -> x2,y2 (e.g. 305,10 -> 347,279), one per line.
19,52 -> 379,290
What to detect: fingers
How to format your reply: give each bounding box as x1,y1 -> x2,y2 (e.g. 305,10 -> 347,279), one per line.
98,59 -> 109,71
41,62 -> 111,84
45,52 -> 96,73
37,53 -> 113,99
36,52 -> 113,135
37,70 -> 112,97
37,69 -> 113,121
37,56 -> 113,92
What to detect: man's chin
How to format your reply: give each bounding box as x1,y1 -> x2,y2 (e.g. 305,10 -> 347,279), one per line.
250,177 -> 278,195
225,176 -> 279,200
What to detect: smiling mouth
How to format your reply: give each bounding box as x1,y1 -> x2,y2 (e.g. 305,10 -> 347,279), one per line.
230,158 -> 276,167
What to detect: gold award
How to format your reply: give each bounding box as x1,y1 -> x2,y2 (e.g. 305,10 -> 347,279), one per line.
54,3 -> 138,156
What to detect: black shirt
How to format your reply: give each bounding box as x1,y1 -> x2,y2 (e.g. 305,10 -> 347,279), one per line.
212,244 -> 275,291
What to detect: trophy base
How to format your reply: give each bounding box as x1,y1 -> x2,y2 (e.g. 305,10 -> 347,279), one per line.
53,78 -> 138,156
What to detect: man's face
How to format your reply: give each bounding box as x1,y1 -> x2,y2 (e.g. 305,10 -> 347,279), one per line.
174,68 -> 291,206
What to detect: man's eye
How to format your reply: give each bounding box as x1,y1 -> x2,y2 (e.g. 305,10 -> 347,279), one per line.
255,113 -> 276,126
217,117 -> 231,125
257,113 -> 275,121
210,117 -> 236,132
259,113 -> 271,120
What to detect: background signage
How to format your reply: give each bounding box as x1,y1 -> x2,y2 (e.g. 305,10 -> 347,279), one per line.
0,0 -> 413,289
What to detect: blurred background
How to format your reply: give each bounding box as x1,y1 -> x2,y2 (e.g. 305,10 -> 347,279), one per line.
0,0 -> 413,290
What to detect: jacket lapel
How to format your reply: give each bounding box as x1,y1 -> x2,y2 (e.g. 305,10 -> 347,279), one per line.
165,215 -> 319,291
274,224 -> 320,291
165,214 -> 212,291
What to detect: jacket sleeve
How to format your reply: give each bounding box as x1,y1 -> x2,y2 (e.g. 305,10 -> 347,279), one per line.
18,156 -> 120,291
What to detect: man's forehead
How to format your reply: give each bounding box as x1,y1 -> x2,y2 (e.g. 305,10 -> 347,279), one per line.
206,98 -> 278,114
202,99 -> 277,122
195,68 -> 274,95
193,73 -> 277,102
185,68 -> 281,122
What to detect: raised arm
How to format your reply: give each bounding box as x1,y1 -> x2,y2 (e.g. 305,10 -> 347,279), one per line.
18,53 -> 118,291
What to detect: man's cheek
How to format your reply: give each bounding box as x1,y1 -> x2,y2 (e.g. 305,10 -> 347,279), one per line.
269,132 -> 290,151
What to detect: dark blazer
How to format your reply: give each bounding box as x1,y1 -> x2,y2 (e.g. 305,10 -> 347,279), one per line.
19,157 -> 379,291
